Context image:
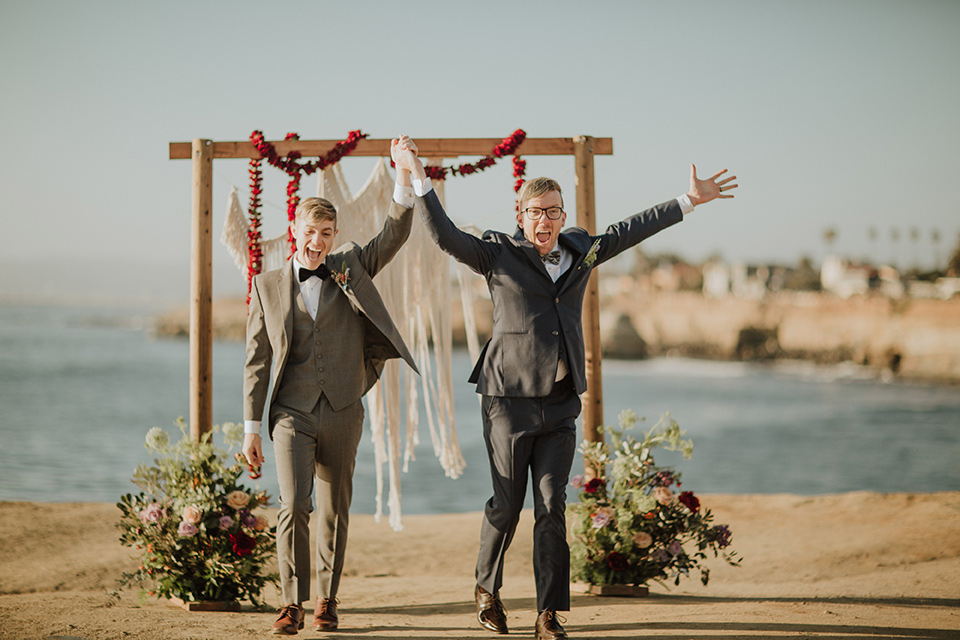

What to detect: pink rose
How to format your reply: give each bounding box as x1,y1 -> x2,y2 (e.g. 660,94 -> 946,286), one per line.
653,486 -> 675,506
591,509 -> 612,529
570,474 -> 584,489
668,540 -> 684,556
226,491 -> 250,510
138,503 -> 165,524
219,515 -> 235,530
182,505 -> 202,525
178,521 -> 198,537
253,515 -> 269,532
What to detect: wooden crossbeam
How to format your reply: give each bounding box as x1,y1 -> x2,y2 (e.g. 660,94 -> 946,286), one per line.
169,137 -> 612,160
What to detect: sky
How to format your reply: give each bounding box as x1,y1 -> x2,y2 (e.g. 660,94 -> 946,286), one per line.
2,0 -> 959,305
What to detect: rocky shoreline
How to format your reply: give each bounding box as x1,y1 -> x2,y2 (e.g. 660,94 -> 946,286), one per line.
154,290 -> 960,385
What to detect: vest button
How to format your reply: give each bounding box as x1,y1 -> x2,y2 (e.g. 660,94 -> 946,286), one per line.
555,297 -> 559,303
552,330 -> 559,336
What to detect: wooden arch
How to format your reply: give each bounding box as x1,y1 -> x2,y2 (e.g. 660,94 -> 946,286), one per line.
169,136 -> 613,446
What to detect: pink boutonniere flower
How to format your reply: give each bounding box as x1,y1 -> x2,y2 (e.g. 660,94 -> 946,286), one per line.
331,261 -> 351,291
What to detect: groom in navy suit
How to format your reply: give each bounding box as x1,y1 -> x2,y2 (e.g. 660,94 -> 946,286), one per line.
393,136 -> 737,640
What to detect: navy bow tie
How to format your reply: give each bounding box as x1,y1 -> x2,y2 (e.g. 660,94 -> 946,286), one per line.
540,250 -> 562,265
299,264 -> 331,282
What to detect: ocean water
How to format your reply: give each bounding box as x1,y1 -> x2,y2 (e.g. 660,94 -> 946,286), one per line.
1,304 -> 958,516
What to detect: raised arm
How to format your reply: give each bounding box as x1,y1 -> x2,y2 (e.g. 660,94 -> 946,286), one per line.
393,137 -> 499,274
594,164 -> 739,265
355,141 -> 416,277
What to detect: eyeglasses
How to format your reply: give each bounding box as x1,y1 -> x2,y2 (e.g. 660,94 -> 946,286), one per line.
522,207 -> 564,220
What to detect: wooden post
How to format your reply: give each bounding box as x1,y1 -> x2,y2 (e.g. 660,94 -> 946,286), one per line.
574,136 -> 604,453
189,139 -> 213,441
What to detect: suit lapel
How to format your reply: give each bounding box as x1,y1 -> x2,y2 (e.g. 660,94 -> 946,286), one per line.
556,232 -> 590,295
512,230 -> 552,280
280,262 -> 295,332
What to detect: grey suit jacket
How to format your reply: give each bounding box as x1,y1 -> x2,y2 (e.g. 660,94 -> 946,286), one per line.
417,190 -> 682,397
244,201 -> 418,436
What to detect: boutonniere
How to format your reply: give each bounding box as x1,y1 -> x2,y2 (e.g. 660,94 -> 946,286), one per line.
331,261 -> 351,291
579,238 -> 602,270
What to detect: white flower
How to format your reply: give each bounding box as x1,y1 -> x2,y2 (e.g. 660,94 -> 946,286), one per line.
182,505 -> 202,525
221,422 -> 244,446
145,427 -> 169,451
633,531 -> 653,548
226,490 -> 250,510
653,486 -> 675,505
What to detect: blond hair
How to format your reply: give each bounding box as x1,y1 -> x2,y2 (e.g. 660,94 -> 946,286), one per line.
294,197 -> 338,226
516,177 -> 564,210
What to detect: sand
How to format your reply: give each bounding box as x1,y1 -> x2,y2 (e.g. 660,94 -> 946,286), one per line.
2,492 -> 958,639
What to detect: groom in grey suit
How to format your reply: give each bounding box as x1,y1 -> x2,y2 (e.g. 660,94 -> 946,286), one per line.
242,145 -> 418,635
394,136 -> 736,640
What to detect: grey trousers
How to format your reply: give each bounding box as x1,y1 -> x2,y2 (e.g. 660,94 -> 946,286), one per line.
271,396 -> 364,605
475,377 -> 580,612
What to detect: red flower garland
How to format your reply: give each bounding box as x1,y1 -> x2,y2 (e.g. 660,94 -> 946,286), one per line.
244,129 -> 368,302
245,159 -> 264,305
250,129 -> 369,254
244,129 -> 529,301
399,129 -> 527,188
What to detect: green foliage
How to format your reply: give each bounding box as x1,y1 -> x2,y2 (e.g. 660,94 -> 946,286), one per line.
114,418 -> 278,606
570,411 -> 741,588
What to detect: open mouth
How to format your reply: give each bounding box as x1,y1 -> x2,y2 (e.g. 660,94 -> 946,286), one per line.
305,247 -> 322,261
536,231 -> 551,244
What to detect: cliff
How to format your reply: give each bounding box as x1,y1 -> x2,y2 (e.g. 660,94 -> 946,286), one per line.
154,290 -> 960,384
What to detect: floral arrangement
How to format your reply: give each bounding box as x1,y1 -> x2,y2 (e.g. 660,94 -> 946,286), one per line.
115,419 -> 278,606
570,411 -> 740,589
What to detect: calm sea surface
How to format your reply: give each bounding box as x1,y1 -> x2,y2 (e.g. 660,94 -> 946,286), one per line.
1,304 -> 958,515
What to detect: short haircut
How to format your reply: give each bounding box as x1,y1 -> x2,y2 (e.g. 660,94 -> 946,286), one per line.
295,197 -> 338,226
517,177 -> 564,210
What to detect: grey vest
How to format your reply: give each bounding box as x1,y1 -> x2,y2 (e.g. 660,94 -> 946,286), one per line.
274,281 -> 366,412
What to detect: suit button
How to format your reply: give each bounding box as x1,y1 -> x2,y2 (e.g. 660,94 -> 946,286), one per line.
319,367 -> 324,372
320,380 -> 325,385
316,354 -> 322,359
555,298 -> 559,303
552,330 -> 559,336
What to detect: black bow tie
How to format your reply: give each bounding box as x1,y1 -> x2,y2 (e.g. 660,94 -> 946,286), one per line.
299,264 -> 331,282
540,250 -> 562,265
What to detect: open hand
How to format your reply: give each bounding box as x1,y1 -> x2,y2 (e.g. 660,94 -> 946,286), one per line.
687,164 -> 738,206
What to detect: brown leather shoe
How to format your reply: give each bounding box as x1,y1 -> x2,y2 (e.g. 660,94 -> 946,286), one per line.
272,604 -> 304,635
475,584 -> 508,634
313,597 -> 339,631
535,610 -> 567,640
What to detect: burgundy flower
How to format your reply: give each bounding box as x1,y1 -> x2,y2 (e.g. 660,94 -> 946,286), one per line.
584,478 -> 604,494
679,491 -> 700,512
230,532 -> 257,557
607,552 -> 629,571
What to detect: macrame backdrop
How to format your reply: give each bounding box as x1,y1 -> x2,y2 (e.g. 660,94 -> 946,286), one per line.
221,159 -> 477,530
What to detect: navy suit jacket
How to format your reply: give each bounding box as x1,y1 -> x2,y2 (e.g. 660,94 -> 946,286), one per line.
417,190 -> 683,397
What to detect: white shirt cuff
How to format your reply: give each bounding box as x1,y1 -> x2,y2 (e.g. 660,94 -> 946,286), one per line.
412,177 -> 434,197
244,420 -> 261,435
677,193 -> 694,215
393,183 -> 415,208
